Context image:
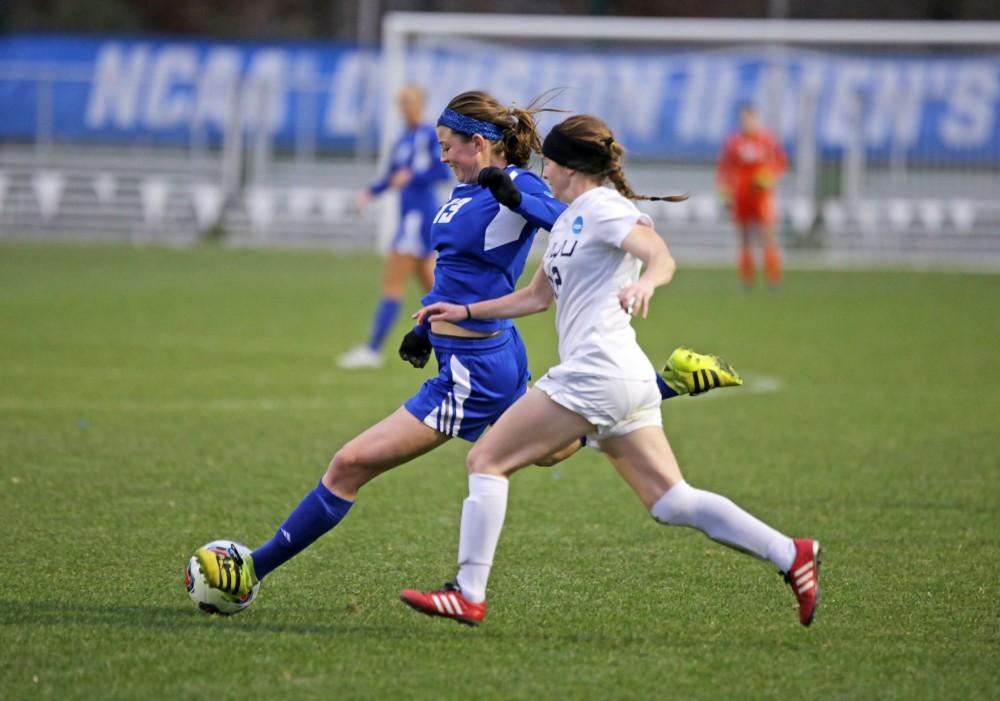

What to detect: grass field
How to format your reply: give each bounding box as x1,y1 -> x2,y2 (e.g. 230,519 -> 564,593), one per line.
1,242 -> 998,700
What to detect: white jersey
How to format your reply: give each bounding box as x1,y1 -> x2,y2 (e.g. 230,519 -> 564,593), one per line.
541,186 -> 657,381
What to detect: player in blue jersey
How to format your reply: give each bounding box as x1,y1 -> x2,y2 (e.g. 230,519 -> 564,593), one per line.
339,85 -> 452,369
195,90 -> 570,595
194,91 -> 739,601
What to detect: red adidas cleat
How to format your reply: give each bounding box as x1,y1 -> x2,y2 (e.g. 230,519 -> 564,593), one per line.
784,539 -> 822,626
400,581 -> 486,626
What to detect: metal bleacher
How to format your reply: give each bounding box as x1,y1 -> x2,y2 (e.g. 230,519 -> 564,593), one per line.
2,143 -> 999,266
627,163 -> 1000,266
0,144 -> 380,249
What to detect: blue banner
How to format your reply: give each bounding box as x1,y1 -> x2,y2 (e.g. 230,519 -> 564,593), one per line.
0,34 -> 374,151
0,33 -> 998,162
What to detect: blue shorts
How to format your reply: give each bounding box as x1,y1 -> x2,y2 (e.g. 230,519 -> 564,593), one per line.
392,206 -> 435,258
404,327 -> 530,442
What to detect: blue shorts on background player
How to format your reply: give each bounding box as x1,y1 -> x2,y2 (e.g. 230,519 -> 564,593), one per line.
339,85 -> 452,369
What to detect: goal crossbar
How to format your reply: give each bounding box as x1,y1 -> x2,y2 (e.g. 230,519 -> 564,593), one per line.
380,13 -> 1000,158
385,13 -> 1000,46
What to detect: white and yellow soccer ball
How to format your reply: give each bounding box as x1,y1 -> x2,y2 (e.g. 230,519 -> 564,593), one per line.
185,539 -> 260,615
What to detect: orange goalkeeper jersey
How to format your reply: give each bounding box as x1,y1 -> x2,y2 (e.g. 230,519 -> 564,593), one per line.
717,128 -> 787,203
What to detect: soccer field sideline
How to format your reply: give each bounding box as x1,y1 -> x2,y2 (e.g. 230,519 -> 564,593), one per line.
1,243 -> 998,700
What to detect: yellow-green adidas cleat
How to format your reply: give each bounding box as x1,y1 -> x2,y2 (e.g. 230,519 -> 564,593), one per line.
195,543 -> 258,598
662,346 -> 743,396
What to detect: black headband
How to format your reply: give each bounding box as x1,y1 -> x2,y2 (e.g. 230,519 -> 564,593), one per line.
541,127 -> 612,173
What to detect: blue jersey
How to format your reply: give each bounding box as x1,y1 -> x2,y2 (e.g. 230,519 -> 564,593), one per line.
423,165 -> 565,335
404,165 -> 564,442
369,123 -> 451,216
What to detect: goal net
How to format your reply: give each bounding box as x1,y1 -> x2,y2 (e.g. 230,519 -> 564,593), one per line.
381,13 -> 1000,266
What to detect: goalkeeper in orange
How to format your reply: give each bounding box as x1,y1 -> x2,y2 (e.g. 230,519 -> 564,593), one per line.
717,104 -> 787,288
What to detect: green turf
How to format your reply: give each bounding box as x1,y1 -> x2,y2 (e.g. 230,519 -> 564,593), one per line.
1,242 -> 998,700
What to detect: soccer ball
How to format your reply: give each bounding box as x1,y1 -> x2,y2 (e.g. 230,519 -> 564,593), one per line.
185,539 -> 260,615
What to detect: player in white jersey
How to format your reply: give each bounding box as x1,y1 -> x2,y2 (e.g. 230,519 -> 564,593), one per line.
401,114 -> 821,628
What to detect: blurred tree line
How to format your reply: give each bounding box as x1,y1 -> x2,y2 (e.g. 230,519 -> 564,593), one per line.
1,0 -> 996,41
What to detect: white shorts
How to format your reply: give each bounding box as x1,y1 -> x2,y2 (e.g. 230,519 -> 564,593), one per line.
533,367 -> 662,442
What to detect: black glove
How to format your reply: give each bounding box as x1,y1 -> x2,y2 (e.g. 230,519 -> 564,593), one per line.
399,327 -> 432,369
477,166 -> 522,209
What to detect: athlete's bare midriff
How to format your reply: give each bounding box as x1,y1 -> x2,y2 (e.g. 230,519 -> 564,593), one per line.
431,320 -> 500,338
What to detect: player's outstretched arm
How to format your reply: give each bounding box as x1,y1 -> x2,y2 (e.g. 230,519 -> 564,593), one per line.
368,167 -> 394,197
617,224 -> 676,319
414,265 -> 554,325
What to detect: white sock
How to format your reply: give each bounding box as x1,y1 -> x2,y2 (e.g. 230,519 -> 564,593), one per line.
455,473 -> 509,604
650,480 -> 796,573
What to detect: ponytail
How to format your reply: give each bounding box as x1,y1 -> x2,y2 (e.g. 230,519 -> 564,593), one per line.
501,105 -> 542,169
607,141 -> 688,202
444,89 -> 565,168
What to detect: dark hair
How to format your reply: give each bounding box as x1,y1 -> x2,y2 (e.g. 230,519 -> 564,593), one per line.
444,90 -> 563,168
547,115 -> 687,203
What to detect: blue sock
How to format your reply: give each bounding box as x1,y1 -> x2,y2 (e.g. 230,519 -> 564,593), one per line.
657,374 -> 679,400
368,297 -> 402,351
251,481 -> 354,579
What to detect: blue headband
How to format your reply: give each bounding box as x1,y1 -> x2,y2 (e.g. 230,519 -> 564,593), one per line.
437,107 -> 506,141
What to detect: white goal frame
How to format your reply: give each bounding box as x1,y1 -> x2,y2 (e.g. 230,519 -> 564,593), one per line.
380,13 -> 1000,162
379,13 -> 1000,265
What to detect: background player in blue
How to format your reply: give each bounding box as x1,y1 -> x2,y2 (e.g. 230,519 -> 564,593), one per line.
194,90 -> 571,596
339,85 -> 452,369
